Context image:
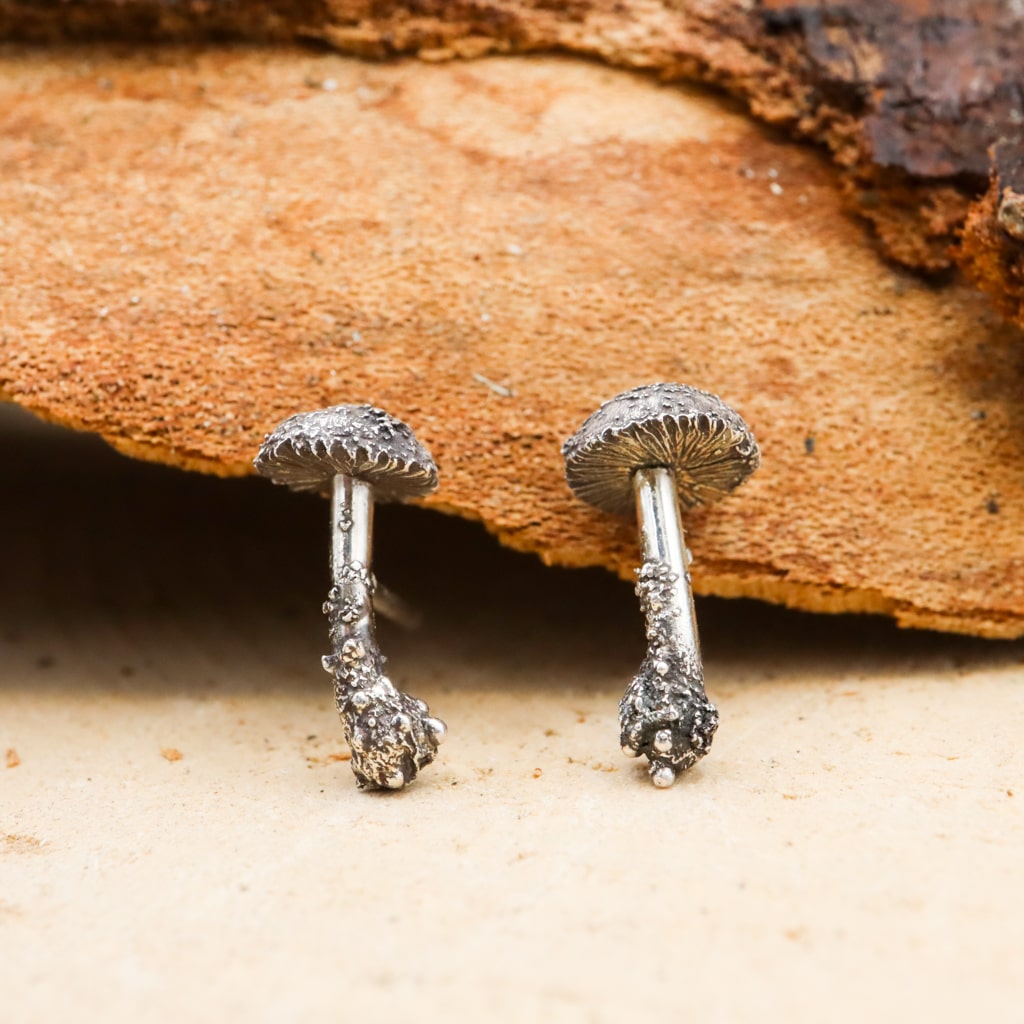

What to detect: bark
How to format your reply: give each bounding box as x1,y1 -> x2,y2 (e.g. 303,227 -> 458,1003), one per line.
2,49 -> 1023,637
962,140 -> 1024,328
1,1 -> 1022,278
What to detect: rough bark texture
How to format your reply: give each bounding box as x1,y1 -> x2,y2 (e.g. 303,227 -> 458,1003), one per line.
2,1 -> 1023,280
3,48 -> 1024,637
962,141 -> 1024,329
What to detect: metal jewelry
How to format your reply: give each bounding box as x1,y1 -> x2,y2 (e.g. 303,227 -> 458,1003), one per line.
562,383 -> 760,787
255,404 -> 446,791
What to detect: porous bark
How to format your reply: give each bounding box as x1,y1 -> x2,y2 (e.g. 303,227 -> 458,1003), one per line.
961,141 -> 1024,329
1,0 -> 1023,280
2,49 -> 1023,637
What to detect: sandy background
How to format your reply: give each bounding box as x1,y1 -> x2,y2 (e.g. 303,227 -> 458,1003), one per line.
2,403 -> 1023,1022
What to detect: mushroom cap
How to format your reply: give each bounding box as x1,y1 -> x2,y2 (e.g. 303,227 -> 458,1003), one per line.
562,383 -> 759,516
254,404 -> 438,501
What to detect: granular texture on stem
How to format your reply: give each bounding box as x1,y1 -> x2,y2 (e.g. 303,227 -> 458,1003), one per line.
620,560 -> 718,783
323,569 -> 441,791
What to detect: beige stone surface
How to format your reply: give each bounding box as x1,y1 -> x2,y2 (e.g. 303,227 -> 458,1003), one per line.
3,48 -> 1024,637
2,407 -> 1023,1021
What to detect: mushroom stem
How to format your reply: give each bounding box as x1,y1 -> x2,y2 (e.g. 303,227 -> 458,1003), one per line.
323,474 -> 445,791
634,467 -> 700,660
621,467 -> 719,788
328,475 -> 376,672
332,474 -> 374,586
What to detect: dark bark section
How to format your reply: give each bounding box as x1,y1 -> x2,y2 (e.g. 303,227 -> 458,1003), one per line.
962,140 -> 1024,327
749,1 -> 1024,269
994,138 -> 1024,241
759,1 -> 1024,180
1,0 -> 1023,289
0,1 -> 328,45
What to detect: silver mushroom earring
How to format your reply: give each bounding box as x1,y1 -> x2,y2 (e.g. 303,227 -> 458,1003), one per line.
562,383 -> 760,787
254,404 -> 446,791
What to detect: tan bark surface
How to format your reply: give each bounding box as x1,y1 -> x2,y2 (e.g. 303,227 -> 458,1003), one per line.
4,1 -> 1024,277
2,47 -> 1023,636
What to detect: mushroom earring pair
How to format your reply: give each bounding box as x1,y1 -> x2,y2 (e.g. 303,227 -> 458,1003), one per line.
254,382 -> 758,793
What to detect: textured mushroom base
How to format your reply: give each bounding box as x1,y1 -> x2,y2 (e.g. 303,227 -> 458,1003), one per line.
337,674 -> 441,791
323,570 -> 441,790
620,658 -> 718,778
620,560 -> 718,783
